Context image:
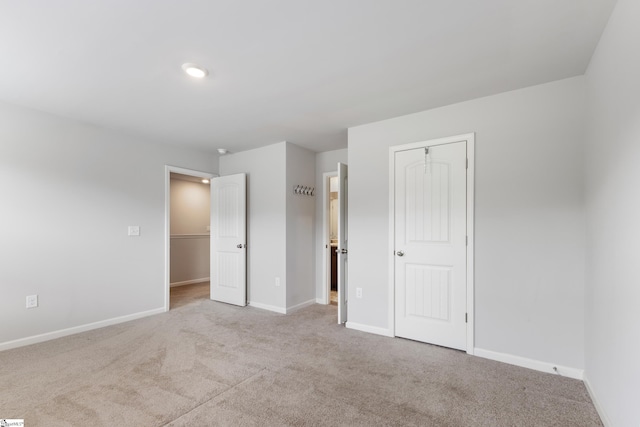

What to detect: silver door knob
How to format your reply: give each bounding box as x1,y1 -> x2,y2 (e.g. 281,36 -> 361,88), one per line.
336,248 -> 348,254
396,250 -> 404,257
237,244 -> 243,249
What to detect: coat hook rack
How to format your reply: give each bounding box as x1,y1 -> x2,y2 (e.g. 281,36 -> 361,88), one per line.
293,185 -> 315,197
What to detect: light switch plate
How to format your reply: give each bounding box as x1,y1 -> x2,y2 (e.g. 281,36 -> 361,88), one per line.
128,226 -> 140,236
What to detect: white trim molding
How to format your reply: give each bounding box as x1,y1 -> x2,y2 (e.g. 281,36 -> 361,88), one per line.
248,300 -> 317,315
388,133 -> 475,354
286,299 -> 316,314
170,234 -> 210,239
583,374 -> 612,427
0,308 -> 165,352
474,348 -> 584,380
346,322 -> 394,337
248,301 -> 286,314
170,277 -> 210,287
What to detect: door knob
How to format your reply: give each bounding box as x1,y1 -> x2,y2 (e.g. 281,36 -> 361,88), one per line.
237,244 -> 244,249
336,248 -> 348,254
396,250 -> 404,257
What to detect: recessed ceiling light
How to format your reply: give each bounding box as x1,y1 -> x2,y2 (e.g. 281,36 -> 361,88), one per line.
181,63 -> 208,78
217,148 -> 229,155
201,179 -> 210,184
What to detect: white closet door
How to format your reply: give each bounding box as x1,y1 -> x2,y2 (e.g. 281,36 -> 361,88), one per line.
210,173 -> 247,306
394,142 -> 467,350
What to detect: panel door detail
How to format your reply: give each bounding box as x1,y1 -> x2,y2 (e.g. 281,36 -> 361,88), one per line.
210,173 -> 247,306
394,142 -> 467,350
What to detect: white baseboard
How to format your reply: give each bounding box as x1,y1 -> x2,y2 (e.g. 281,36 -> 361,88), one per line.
474,348 -> 584,380
0,307 -> 165,352
346,321 -> 394,337
286,299 -> 316,314
170,277 -> 209,287
583,373 -> 612,427
316,297 -> 328,305
248,301 -> 286,314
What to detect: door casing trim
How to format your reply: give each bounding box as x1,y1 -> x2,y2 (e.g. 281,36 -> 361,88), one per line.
388,133 -> 475,354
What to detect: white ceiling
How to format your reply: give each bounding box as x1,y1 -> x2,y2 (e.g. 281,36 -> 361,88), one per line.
0,0 -> 616,154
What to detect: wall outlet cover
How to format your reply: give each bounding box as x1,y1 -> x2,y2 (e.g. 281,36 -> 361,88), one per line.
26,294 -> 38,308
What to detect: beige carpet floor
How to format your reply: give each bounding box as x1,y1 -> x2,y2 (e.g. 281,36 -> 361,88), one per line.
0,284 -> 602,426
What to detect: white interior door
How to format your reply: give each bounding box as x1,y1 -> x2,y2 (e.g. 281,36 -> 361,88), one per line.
337,163 -> 348,324
210,173 -> 247,306
394,142 -> 467,350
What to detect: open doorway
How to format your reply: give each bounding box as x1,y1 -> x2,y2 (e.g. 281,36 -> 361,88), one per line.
322,172 -> 338,306
328,176 -> 339,305
164,166 -> 215,311
323,163 -> 347,325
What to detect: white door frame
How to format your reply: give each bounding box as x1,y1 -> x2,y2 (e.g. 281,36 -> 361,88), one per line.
321,171 -> 338,305
164,165 -> 217,312
388,133 -> 475,354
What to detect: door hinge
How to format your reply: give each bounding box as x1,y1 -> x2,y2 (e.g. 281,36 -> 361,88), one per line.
466,158 -> 469,169
466,236 -> 468,246
465,313 -> 468,323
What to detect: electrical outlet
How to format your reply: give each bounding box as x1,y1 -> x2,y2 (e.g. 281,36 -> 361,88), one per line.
356,288 -> 363,298
128,226 -> 140,236
275,277 -> 280,287
26,294 -> 38,308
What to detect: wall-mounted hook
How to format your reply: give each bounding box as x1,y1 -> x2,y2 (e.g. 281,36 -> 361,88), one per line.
293,184 -> 315,197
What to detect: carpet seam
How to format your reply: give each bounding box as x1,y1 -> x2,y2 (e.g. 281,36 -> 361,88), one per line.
161,367 -> 268,426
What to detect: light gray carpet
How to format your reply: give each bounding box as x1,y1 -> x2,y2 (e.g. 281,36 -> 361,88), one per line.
1,285 -> 602,426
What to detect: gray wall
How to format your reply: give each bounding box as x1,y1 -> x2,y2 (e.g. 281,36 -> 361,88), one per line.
0,100 -> 217,347
220,143 -> 287,310
285,143 -> 316,308
347,76 -> 586,370
169,177 -> 210,284
584,0 -> 640,424
220,141 -> 316,312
